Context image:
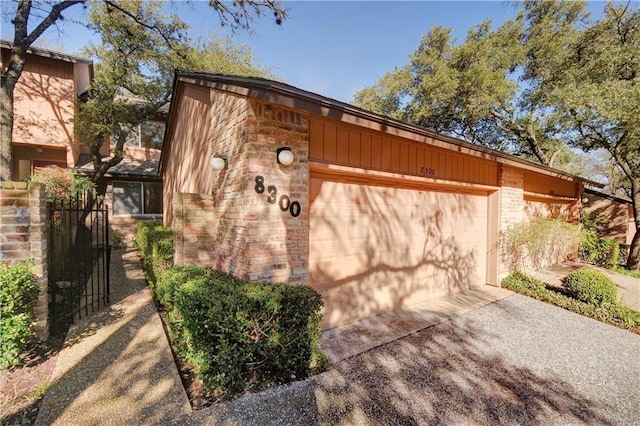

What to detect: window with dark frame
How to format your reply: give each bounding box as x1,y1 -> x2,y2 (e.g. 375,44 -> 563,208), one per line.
113,181 -> 162,215
124,121 -> 165,150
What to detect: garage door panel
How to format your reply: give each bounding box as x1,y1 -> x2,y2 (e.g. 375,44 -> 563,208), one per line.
310,177 -> 488,329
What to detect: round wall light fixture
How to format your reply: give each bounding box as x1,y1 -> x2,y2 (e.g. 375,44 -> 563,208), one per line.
211,154 -> 228,170
277,147 -> 294,166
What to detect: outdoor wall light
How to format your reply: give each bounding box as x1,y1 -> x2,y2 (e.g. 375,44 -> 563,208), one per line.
581,196 -> 589,203
277,147 -> 294,166
210,154 -> 228,171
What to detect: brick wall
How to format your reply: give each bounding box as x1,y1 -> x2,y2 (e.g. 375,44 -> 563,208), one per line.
584,192 -> 633,245
246,100 -> 309,283
0,182 -> 49,339
524,199 -> 572,221
498,165 -> 525,233
171,91 -> 310,284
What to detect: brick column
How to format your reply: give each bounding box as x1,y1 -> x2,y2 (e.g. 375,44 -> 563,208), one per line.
0,182 -> 49,339
243,101 -> 310,284
498,165 -> 525,278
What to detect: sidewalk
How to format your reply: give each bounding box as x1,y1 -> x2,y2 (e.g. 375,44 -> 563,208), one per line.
34,247 -> 513,425
35,248 -> 190,425
532,261 -> 640,311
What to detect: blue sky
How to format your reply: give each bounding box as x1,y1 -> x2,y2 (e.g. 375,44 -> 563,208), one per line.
1,1 -> 609,103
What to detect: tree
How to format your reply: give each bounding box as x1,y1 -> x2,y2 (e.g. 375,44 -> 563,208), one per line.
352,1 -> 588,169
0,0 -> 286,181
553,2 -> 640,269
76,1 -> 272,183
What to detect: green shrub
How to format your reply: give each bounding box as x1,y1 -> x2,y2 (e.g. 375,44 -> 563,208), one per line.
579,232 -> 621,268
0,262 -> 39,369
158,265 -> 327,400
563,269 -> 617,306
502,218 -> 580,272
135,222 -> 173,287
502,272 -> 640,332
136,223 -> 328,400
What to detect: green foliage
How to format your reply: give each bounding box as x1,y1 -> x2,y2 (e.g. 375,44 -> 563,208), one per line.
579,232 -> 621,268
563,269 -> 617,306
612,265 -> 640,279
77,1 -> 275,182
502,272 -> 640,333
135,223 -> 328,400
580,211 -> 608,236
578,211 -> 624,268
352,2 -> 589,167
165,269 -> 327,400
29,166 -> 94,202
502,217 -> 580,272
135,222 -> 173,287
0,262 -> 39,369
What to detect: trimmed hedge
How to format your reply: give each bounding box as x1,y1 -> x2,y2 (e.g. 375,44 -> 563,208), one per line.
579,232 -> 621,269
502,272 -> 640,333
563,269 -> 617,306
136,223 -> 328,401
135,221 -> 173,288
0,262 -> 39,369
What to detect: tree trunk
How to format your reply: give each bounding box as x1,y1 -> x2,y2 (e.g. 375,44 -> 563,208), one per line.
0,84 -> 15,180
626,177 -> 640,270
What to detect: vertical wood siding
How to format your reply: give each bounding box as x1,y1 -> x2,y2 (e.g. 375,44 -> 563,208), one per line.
309,116 -> 498,186
523,171 -> 577,198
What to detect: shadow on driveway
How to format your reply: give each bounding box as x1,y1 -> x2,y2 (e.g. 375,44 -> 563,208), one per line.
187,294 -> 639,425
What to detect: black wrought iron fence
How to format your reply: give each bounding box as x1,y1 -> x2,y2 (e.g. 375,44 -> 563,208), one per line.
48,192 -> 110,335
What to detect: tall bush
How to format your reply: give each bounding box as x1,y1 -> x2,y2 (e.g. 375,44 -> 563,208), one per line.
579,211 -> 624,268
135,222 -> 173,287
502,217 -> 580,272
135,224 -> 328,400
579,233 -> 621,268
168,269 -> 327,399
0,262 -> 39,369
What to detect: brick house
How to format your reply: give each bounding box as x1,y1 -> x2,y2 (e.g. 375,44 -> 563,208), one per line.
160,73 -> 601,329
583,188 -> 635,246
1,41 -> 164,245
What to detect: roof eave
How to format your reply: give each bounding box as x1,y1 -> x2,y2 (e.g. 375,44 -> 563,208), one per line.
172,72 -> 604,188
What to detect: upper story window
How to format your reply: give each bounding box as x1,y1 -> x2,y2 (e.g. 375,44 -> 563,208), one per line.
125,121 -> 165,150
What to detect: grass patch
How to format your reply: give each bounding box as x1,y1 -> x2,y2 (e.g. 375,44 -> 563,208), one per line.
502,272 -> 640,334
611,266 -> 640,279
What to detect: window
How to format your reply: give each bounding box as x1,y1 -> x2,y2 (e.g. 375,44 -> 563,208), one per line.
113,181 -> 162,215
125,121 -> 165,149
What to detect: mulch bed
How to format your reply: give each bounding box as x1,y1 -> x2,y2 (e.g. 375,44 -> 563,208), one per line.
0,336 -> 64,425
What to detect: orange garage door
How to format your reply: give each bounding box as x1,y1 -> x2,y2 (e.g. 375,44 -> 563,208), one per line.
310,175 -> 489,329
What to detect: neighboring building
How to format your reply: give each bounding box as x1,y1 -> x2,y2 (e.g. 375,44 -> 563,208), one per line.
160,73 -> 602,329
1,40 -> 92,179
583,188 -> 635,246
1,41 -> 163,245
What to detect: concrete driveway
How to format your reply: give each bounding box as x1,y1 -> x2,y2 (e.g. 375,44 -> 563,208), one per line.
185,294 -> 640,425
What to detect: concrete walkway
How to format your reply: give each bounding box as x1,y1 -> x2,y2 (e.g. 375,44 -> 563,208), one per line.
533,261 -> 640,311
34,250 -> 639,425
321,285 -> 512,363
34,247 -> 512,425
35,248 -> 190,425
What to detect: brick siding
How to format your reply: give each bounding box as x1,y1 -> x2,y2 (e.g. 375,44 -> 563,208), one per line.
0,182 -> 49,339
172,92 -> 310,284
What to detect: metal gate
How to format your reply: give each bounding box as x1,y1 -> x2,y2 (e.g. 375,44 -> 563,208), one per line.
48,192 -> 110,335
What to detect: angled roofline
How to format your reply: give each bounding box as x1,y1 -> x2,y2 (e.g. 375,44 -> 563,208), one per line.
161,72 -> 604,188
1,39 -> 93,65
585,187 -> 632,204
